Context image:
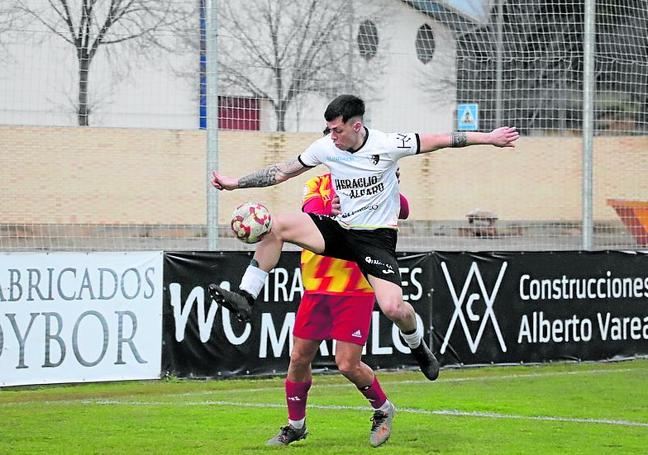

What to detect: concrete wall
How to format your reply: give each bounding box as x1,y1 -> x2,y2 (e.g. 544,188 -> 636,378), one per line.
1,126 -> 646,225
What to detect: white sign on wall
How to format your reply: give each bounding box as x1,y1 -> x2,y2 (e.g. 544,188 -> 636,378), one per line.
0,252 -> 163,387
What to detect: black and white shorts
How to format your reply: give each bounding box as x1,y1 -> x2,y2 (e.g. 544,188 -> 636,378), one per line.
307,213 -> 402,286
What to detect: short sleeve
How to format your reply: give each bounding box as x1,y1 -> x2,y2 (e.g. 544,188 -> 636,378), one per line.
386,132 -> 420,159
298,140 -> 325,167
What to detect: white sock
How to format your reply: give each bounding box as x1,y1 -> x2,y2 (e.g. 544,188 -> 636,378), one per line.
288,418 -> 305,429
239,264 -> 268,298
400,318 -> 423,349
378,400 -> 392,413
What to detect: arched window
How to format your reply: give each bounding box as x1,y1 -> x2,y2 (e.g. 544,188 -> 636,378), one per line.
416,24 -> 435,64
357,20 -> 379,60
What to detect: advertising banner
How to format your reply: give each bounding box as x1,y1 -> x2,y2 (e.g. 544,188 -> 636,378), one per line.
431,251 -> 648,365
0,252 -> 164,387
163,251 -> 433,378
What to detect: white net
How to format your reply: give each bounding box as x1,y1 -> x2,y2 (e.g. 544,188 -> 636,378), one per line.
0,0 -> 646,251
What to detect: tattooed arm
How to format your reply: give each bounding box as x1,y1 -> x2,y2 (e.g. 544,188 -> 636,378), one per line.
211,158 -> 309,191
418,127 -> 519,154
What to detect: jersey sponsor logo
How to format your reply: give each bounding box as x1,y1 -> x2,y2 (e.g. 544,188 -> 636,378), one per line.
341,204 -> 380,218
335,176 -> 379,189
327,155 -> 355,161
335,176 -> 384,199
343,184 -> 385,199
439,261 -> 508,354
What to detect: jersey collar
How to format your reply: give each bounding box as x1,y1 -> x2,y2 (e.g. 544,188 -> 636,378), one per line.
347,127 -> 369,154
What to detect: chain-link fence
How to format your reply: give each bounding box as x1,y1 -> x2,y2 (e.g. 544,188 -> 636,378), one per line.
0,0 -> 646,251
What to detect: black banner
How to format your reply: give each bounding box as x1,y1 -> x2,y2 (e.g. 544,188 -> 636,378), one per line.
163,251 -> 433,378
431,251 -> 648,365
163,250 -> 648,378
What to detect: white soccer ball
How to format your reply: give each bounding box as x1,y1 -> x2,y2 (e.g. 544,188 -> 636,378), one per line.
230,202 -> 273,244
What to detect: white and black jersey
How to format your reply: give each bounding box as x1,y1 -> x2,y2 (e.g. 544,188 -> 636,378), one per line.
298,127 -> 420,230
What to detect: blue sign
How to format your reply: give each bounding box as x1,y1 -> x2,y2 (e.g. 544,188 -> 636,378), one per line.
457,103 -> 479,131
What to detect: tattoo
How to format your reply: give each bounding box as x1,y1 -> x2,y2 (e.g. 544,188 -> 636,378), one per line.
451,132 -> 468,147
238,159 -> 304,188
238,166 -> 279,188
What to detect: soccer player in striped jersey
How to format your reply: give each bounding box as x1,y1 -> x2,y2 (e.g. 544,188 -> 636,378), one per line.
267,170 -> 409,447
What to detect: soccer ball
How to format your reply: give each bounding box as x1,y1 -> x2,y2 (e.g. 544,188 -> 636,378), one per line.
230,202 -> 273,244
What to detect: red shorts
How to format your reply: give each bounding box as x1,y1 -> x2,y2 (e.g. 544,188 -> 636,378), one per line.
293,293 -> 375,345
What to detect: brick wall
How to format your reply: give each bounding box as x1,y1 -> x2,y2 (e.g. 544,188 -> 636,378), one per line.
1,125 -> 646,224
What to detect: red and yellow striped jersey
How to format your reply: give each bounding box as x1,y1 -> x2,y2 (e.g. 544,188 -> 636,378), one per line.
301,174 -> 373,295
302,174 -> 334,215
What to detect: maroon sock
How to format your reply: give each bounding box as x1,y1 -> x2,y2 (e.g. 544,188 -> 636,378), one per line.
285,379 -> 312,421
358,376 -> 387,409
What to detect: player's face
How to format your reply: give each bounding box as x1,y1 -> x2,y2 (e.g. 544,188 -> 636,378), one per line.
326,116 -> 362,151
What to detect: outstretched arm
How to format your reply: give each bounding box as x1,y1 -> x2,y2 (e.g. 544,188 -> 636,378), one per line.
418,127 -> 519,154
211,158 -> 309,191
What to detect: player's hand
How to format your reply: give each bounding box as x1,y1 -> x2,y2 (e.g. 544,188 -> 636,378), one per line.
331,195 -> 341,216
211,171 -> 238,191
489,127 -> 519,148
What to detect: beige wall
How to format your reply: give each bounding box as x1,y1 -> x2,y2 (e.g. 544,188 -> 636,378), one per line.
1,126 -> 646,225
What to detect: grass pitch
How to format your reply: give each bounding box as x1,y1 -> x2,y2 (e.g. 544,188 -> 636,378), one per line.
1,359 -> 647,454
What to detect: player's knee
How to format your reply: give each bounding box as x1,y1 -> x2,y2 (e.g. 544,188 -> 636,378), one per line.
378,297 -> 406,321
268,214 -> 305,240
335,356 -> 361,376
266,215 -> 288,240
290,349 -> 313,369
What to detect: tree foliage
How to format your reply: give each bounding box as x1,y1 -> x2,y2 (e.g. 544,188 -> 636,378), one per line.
14,0 -> 192,126
217,0 -> 384,131
0,3 -> 20,57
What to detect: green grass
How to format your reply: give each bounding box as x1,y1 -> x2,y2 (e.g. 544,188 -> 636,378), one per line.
1,360 -> 648,454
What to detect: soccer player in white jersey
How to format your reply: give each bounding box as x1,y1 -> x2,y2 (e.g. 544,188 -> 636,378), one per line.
209,94 -> 519,382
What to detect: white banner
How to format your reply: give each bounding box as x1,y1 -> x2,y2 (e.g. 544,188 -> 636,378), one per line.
0,252 -> 163,387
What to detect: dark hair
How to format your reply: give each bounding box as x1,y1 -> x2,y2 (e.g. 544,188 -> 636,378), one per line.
324,94 -> 365,122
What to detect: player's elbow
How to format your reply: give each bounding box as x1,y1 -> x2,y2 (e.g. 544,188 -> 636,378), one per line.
276,168 -> 304,184
275,173 -> 291,184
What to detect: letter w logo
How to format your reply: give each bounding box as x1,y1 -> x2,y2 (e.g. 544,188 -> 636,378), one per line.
440,261 -> 508,354
169,283 -> 219,342
168,282 -> 251,344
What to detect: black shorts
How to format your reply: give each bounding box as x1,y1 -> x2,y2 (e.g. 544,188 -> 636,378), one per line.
307,213 -> 402,286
